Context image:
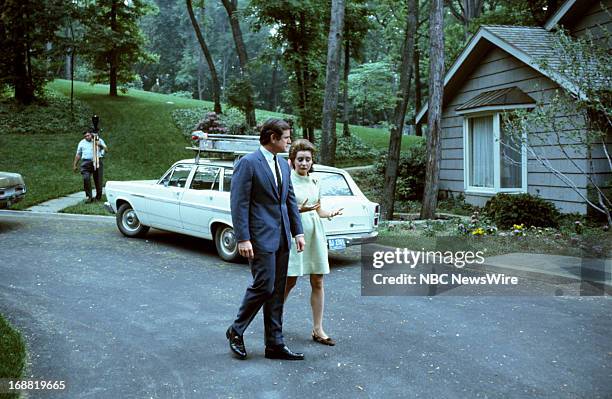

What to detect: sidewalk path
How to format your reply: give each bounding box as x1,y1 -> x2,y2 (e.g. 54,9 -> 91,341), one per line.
479,252 -> 611,290
26,191 -> 98,213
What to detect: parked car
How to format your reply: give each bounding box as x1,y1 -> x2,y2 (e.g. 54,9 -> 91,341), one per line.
104,156 -> 379,262
0,172 -> 26,209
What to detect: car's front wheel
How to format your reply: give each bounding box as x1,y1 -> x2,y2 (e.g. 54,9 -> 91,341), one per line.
116,203 -> 149,238
215,225 -> 240,262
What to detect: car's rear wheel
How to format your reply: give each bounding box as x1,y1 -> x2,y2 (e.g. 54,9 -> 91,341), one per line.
215,225 -> 240,262
116,203 -> 149,238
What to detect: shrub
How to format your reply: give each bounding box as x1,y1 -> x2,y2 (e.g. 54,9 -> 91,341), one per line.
0,89 -> 91,135
335,134 -> 378,163
171,107 -> 255,137
438,193 -> 477,216
170,90 -> 193,99
483,193 -> 560,229
373,140 -> 426,200
194,112 -> 229,135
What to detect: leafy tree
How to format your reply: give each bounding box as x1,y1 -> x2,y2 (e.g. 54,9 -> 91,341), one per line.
221,0 -> 257,127
0,0 -> 67,104
348,62 -> 396,124
341,0 -> 370,137
249,0 -> 329,142
382,0 -> 418,220
320,0 -> 346,165
186,0 -> 222,113
81,0 -> 155,96
138,0 -> 187,92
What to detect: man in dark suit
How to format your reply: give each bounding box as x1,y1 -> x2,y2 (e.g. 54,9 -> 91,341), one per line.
226,118 -> 306,360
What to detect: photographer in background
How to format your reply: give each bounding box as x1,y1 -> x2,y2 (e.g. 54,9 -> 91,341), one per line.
72,117 -> 108,202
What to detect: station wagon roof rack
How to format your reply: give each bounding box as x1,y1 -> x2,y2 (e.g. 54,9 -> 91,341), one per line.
187,132 -> 288,163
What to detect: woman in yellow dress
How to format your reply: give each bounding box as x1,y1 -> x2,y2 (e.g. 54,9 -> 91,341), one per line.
285,139 -> 343,346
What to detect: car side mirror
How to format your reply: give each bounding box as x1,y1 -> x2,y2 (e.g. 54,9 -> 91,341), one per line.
163,180 -> 169,187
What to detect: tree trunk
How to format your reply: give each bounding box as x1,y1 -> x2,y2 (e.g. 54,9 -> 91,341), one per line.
269,54 -> 278,110
11,12 -> 34,105
197,51 -> 203,100
109,1 -> 118,96
342,39 -> 351,137
320,0 -> 346,166
186,0 -> 222,114
381,0 -> 418,220
69,24 -> 75,114
108,3 -> 119,97
421,0 -> 445,220
414,32 -> 423,136
221,0 -> 256,127
64,27 -> 71,80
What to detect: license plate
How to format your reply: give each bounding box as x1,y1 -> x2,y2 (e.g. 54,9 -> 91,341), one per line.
328,238 -> 346,251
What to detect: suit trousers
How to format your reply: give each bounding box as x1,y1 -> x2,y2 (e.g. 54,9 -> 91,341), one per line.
232,234 -> 289,346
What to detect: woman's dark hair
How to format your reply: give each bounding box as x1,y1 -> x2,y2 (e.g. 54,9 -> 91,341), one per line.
289,139 -> 316,173
259,118 -> 291,145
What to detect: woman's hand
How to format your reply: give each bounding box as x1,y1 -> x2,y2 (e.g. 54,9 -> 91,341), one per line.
327,208 -> 343,219
299,198 -> 321,213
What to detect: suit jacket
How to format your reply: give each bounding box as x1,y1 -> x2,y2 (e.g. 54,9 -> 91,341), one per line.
230,149 -> 303,253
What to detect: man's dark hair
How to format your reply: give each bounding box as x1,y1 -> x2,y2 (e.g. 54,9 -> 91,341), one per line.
259,118 -> 291,145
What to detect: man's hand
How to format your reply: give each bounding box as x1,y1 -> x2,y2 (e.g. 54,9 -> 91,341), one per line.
72,165 -> 77,173
295,236 -> 306,253
238,240 -> 254,259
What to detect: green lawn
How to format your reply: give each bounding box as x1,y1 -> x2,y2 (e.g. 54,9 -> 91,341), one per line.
60,195 -> 111,216
349,125 -> 422,151
1,79 -> 408,209
0,314 -> 26,399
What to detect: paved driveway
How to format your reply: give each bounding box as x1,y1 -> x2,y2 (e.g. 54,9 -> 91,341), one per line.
0,212 -> 610,398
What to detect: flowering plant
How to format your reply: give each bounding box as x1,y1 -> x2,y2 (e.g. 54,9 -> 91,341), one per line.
458,211 -> 497,236
512,223 -> 526,236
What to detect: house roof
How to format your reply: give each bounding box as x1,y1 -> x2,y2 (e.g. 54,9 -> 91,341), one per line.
455,86 -> 536,113
415,25 -> 584,124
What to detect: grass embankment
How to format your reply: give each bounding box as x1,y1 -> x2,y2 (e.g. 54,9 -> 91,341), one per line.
1,79 -> 406,214
0,314 -> 26,399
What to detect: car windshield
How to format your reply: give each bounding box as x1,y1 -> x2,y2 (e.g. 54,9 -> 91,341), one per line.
159,164 -> 192,188
310,171 -> 353,196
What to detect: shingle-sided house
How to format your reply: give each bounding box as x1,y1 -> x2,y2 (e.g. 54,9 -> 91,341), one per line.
415,0 -> 611,214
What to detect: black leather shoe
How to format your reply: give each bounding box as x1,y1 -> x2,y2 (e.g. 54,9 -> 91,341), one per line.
264,345 -> 304,360
226,327 -> 247,359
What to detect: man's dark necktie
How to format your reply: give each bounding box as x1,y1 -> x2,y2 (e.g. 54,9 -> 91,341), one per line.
273,154 -> 282,195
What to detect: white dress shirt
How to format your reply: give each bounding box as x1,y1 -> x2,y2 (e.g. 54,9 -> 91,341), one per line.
259,146 -> 282,187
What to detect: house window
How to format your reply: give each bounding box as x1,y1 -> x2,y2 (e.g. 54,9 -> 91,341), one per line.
463,113 -> 526,194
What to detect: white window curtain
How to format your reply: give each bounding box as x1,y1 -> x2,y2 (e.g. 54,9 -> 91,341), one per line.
469,116 -> 494,188
500,124 -> 522,189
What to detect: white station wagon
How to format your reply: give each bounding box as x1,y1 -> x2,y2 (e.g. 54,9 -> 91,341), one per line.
104,135 -> 379,262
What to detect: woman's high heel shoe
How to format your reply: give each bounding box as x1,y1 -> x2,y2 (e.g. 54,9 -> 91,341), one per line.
312,330 -> 336,346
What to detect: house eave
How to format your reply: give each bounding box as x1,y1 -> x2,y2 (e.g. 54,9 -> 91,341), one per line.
456,104 -> 536,115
